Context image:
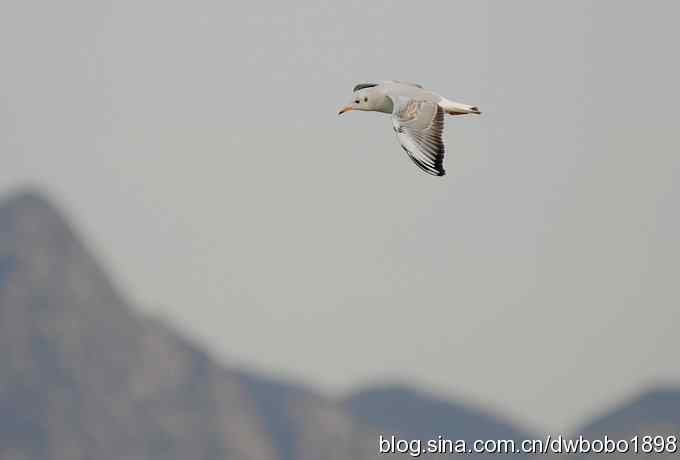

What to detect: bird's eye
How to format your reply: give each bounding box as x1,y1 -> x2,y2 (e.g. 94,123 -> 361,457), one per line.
355,99 -> 360,104
364,97 -> 368,102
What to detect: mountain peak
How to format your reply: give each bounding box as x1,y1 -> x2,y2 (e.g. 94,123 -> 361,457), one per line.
577,386 -> 680,437
344,384 -> 534,450
0,187 -> 66,225
0,187 -> 119,308
0,188 -> 378,460
1,187 -> 55,208
0,187 -> 81,260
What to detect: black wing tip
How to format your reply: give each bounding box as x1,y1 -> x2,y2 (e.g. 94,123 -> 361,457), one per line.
427,166 -> 446,177
421,167 -> 446,177
353,83 -> 378,92
400,146 -> 446,177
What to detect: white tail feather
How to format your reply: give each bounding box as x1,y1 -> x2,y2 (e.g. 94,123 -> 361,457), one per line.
439,98 -> 481,115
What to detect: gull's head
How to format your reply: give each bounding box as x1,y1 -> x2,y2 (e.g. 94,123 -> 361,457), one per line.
338,83 -> 386,115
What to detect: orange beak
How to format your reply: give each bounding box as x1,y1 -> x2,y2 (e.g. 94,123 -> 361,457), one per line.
338,106 -> 353,115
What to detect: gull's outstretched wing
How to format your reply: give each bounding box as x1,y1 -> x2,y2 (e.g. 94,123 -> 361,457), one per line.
392,98 -> 446,176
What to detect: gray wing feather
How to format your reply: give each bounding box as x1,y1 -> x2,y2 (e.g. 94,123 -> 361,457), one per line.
385,80 -> 424,89
392,99 -> 446,176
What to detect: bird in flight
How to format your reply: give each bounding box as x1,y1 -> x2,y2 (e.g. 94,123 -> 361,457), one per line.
339,81 -> 481,177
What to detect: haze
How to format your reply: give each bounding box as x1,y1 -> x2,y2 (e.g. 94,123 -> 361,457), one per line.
1,1 -> 679,432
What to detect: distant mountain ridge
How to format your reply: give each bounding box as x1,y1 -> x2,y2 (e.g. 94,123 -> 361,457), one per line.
344,385 -> 533,441
345,385 -> 535,458
0,190 -> 372,460
576,388 -> 680,438
0,189 -> 677,460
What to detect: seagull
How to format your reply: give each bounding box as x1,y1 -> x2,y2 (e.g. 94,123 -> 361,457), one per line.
338,81 -> 481,177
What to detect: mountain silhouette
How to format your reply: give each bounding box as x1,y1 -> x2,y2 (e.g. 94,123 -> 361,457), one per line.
2,189 -> 676,460
0,190 -> 372,460
577,388 -> 680,437
345,385 -> 534,458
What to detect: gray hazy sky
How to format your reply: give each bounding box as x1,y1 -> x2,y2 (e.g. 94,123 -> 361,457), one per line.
2,1 -> 679,432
